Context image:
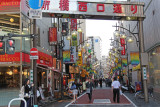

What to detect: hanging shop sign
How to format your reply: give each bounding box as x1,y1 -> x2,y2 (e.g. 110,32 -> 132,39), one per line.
49,27 -> 57,45
120,38 -> 126,55
71,19 -> 77,31
37,51 -> 52,67
72,33 -> 77,46
122,58 -> 127,67
118,63 -> 121,69
69,65 -> 74,73
52,58 -> 57,69
70,46 -> 76,63
42,0 -> 145,20
130,52 -> 139,67
63,36 -> 70,50
63,50 -> 70,63
0,0 -> 20,12
0,52 -> 30,64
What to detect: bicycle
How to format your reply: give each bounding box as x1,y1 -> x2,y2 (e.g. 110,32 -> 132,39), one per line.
135,86 -> 154,102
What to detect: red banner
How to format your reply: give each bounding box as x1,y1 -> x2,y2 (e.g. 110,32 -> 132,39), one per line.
0,52 -> 30,63
0,0 -> 20,12
49,27 -> 57,45
37,51 -> 52,67
53,58 -> 57,69
120,38 -> 126,55
71,19 -> 77,31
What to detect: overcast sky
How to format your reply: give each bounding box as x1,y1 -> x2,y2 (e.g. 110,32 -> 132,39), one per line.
86,0 -> 127,57
86,20 -> 117,57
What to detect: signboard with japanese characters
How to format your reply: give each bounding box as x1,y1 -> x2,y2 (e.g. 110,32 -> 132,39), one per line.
120,38 -> 125,55
41,0 -> 145,20
71,19 -> 77,31
70,46 -> 76,63
49,27 -> 57,45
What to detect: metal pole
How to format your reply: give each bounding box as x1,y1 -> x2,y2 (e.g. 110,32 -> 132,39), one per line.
138,18 -> 148,102
33,19 -> 38,105
61,37 -> 64,99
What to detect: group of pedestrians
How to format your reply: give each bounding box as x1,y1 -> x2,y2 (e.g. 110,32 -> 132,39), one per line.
84,77 -> 121,103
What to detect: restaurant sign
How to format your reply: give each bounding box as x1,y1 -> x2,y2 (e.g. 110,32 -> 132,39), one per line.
42,0 -> 145,20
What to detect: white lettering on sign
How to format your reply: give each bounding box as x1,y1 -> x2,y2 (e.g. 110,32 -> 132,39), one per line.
30,51 -> 38,53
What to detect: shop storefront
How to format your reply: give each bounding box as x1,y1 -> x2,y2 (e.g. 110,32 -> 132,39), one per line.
0,52 -> 30,106
0,0 -> 31,106
36,51 -> 53,97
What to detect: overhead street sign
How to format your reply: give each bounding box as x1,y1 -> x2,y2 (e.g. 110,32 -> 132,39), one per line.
42,1 -> 145,20
29,0 -> 44,9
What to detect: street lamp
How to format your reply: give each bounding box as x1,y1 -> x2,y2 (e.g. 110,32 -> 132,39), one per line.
120,32 -> 127,39
127,36 -> 134,43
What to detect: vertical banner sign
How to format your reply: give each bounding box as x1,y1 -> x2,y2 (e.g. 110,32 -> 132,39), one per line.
122,58 -> 127,67
130,52 -> 139,66
118,63 -> 121,69
49,27 -> 57,45
63,50 -> 70,63
72,33 -> 77,46
143,67 -> 147,80
69,65 -> 74,73
63,36 -> 70,50
71,19 -> 77,31
70,46 -> 76,63
79,32 -> 82,44
120,38 -> 125,55
53,58 -> 57,69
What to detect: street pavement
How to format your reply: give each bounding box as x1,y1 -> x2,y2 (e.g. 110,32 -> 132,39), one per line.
46,83 -> 160,107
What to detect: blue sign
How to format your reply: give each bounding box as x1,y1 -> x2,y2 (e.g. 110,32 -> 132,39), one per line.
95,39 -> 99,43
29,0 -> 44,9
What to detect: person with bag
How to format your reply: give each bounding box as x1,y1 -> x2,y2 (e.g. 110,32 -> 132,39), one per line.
112,77 -> 121,103
70,82 -> 78,103
20,78 -> 34,107
86,78 -> 94,103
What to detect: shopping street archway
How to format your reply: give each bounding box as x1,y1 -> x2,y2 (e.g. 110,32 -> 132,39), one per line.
40,0 -> 145,20
27,0 -> 148,103
36,0 -> 148,102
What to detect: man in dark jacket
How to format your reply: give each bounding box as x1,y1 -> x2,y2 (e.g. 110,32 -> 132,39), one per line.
86,79 -> 94,103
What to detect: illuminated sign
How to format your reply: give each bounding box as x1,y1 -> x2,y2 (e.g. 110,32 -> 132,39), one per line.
0,0 -> 20,6
0,52 -> 30,64
0,0 -> 20,12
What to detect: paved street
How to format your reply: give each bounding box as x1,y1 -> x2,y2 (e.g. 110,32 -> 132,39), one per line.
46,83 -> 160,107
65,88 -> 135,107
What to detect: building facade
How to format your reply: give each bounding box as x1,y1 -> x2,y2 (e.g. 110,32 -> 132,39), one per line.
122,0 -> 160,98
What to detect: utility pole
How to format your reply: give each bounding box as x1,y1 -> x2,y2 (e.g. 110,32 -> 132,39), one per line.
33,19 -> 38,105
138,17 -> 148,102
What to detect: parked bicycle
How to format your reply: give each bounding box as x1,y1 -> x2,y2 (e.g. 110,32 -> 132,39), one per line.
135,86 -> 154,102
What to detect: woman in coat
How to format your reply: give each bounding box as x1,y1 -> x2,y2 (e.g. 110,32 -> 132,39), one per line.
20,78 -> 33,107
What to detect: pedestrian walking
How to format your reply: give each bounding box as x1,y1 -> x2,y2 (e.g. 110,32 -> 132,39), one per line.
20,78 -> 34,107
99,78 -> 102,88
112,77 -> 121,103
86,78 -> 94,103
70,82 -> 78,103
